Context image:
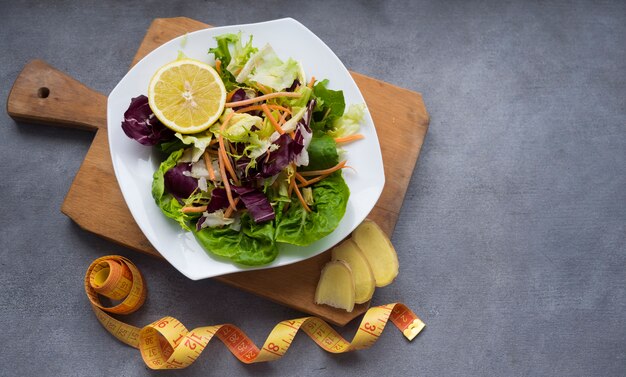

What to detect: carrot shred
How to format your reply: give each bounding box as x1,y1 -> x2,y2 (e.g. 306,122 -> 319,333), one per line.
256,83 -> 271,95
297,172 -> 329,188
225,92 -> 302,108
218,151 -> 236,210
203,150 -> 216,182
235,104 -> 292,115
182,205 -> 208,214
295,172 -> 308,185
299,160 -> 347,177
215,59 -> 222,76
291,178 -> 311,212
218,112 -> 240,186
224,198 -> 240,218
334,134 -> 364,144
278,111 -> 289,126
307,76 -> 316,88
262,104 -> 285,135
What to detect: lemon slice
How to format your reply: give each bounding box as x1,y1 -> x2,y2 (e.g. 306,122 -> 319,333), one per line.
148,59 -> 226,134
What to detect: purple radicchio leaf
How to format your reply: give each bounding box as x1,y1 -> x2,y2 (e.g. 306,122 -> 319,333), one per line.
286,79 -> 301,92
231,88 -> 264,115
121,95 -> 174,146
261,133 -> 294,177
300,99 -> 316,133
196,216 -> 206,231
195,188 -> 240,231
164,163 -> 198,199
231,186 -> 275,223
205,188 -> 230,213
292,127 -> 305,156
235,156 -> 263,184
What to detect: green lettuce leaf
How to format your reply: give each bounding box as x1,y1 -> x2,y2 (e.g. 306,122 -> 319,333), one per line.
157,138 -> 186,155
275,171 -> 349,246
300,133 -> 339,171
279,86 -> 312,108
194,214 -> 278,265
236,44 -> 300,91
208,33 -> 241,90
208,33 -> 238,66
174,130 -> 212,162
152,149 -> 191,231
311,79 -> 345,132
225,33 -> 258,77
328,103 -> 366,138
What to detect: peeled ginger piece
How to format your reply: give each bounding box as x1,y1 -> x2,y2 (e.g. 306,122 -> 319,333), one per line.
331,239 -> 376,304
352,219 -> 399,287
314,260 -> 355,312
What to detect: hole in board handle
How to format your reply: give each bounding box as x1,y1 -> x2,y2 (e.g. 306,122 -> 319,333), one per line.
37,87 -> 50,98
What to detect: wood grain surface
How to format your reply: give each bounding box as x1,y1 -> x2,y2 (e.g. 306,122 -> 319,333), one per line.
6,17 -> 429,326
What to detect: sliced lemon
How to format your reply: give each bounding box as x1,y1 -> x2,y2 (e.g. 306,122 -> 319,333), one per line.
148,59 -> 226,134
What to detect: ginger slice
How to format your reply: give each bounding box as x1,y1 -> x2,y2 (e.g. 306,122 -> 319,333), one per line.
331,239 -> 376,304
352,220 -> 399,287
314,260 -> 355,312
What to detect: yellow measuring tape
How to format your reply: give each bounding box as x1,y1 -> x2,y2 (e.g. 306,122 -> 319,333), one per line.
85,255 -> 425,369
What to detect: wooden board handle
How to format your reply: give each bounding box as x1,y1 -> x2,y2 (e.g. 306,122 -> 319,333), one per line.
7,59 -> 107,131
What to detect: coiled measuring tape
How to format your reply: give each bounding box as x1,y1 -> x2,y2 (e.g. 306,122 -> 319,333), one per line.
85,255 -> 425,369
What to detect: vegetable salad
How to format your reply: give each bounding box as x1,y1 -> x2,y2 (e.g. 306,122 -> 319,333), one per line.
121,33 -> 365,266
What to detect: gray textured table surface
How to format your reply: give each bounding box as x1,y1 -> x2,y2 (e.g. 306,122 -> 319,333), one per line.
1,1 -> 625,376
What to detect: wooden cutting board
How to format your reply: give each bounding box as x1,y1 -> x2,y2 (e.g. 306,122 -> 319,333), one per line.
7,17 -> 429,326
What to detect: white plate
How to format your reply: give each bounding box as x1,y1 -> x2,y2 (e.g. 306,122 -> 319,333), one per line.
107,18 -> 384,280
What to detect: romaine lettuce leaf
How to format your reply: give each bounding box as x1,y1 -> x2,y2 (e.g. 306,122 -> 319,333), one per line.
300,133 -> 338,171
194,213 -> 278,265
275,171 -> 349,246
311,79 -> 345,132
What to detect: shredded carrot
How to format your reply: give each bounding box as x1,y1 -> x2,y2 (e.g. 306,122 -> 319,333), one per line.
291,178 -> 311,212
203,150 -> 216,182
297,172 -> 329,188
235,104 -> 292,115
220,143 -> 239,184
225,92 -> 302,108
278,111 -> 289,126
215,59 -> 222,75
218,112 -> 240,185
256,83 -> 271,95
334,134 -> 364,144
226,89 -> 239,102
209,138 -> 219,145
295,172 -> 308,185
307,76 -> 316,88
218,151 -> 236,210
289,131 -> 295,140
299,160 -> 347,177
262,104 -> 285,135
224,198 -> 240,218
182,205 -> 208,214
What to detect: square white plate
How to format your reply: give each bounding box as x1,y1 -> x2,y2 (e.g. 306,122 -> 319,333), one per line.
107,18 -> 384,280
